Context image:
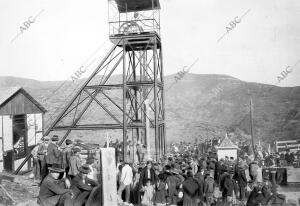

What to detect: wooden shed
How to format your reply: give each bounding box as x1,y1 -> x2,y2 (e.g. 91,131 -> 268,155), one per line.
0,87 -> 46,172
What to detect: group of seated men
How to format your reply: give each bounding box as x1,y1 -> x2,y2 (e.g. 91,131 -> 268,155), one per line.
38,164 -> 100,206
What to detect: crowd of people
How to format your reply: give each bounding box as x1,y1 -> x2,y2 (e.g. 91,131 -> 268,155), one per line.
31,134 -> 295,206
116,141 -> 288,206
32,135 -> 100,206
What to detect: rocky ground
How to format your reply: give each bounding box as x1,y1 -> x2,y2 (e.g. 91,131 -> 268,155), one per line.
0,173 -> 39,206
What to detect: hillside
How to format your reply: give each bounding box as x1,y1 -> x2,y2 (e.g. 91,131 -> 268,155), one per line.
0,74 -> 299,146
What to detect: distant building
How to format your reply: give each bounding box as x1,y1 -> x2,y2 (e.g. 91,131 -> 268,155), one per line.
216,134 -> 239,160
0,87 -> 46,172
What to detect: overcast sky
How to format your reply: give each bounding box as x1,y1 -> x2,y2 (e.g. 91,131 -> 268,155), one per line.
0,0 -> 299,87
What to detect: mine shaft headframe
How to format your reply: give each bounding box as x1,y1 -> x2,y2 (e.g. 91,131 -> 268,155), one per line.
108,0 -> 161,39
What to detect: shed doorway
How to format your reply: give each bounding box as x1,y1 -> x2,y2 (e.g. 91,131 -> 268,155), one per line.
13,114 -> 27,160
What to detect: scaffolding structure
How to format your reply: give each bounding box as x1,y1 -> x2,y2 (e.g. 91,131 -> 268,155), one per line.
15,0 -> 165,173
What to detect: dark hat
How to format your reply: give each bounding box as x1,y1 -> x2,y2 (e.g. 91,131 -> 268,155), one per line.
79,164 -> 91,174
65,139 -> 73,145
72,147 -> 81,153
210,158 -> 217,162
86,158 -> 95,165
187,171 -> 193,177
51,135 -> 59,141
49,165 -> 65,173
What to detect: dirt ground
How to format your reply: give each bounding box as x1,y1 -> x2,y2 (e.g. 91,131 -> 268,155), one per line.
1,173 -> 300,206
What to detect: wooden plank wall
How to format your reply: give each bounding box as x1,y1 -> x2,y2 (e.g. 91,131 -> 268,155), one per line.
0,92 -> 42,115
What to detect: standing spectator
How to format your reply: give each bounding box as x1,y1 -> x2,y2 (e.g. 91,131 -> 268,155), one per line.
141,145 -> 147,163
289,152 -> 295,166
236,164 -> 247,202
68,147 -> 82,179
285,150 -> 291,166
153,174 -> 167,206
33,136 -> 49,181
249,160 -> 259,183
136,141 -> 142,163
139,161 -> 158,187
117,158 -> 133,205
181,171 -> 200,206
223,169 -> 238,205
190,157 -> 198,176
62,139 -> 73,176
194,166 -> 205,202
166,169 -> 183,206
46,135 -> 62,169
204,173 -> 216,206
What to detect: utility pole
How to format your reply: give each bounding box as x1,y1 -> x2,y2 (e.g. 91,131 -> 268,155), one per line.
250,99 -> 256,159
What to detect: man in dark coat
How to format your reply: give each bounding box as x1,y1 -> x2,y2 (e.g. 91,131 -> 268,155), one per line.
194,166 -> 205,202
236,165 -> 248,201
38,166 -> 73,206
46,135 -> 62,169
166,169 -> 183,206
246,186 -> 260,206
139,160 -> 158,187
223,169 -> 238,204
204,173 -> 216,206
182,171 -> 200,206
71,164 -> 99,206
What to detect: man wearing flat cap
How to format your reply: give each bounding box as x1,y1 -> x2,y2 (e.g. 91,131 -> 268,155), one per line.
38,165 -> 73,206
34,136 -> 50,181
46,135 -> 62,170
71,164 -> 99,206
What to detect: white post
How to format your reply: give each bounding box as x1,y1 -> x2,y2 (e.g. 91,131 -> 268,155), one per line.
106,133 -> 109,148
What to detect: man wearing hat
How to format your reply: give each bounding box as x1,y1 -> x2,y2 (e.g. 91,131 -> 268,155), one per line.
46,135 -> 62,170
222,168 -> 238,205
165,168 -> 183,206
38,165 -> 73,206
139,160 -> 158,188
68,147 -> 82,179
62,139 -> 73,176
204,172 -> 216,206
236,164 -> 247,202
34,136 -> 50,181
71,164 -> 99,206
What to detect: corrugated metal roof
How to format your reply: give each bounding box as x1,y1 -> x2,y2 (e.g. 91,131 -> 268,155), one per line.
0,86 -> 47,113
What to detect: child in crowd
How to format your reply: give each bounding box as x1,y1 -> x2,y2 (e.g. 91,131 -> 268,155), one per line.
141,179 -> 155,206
86,158 -> 97,181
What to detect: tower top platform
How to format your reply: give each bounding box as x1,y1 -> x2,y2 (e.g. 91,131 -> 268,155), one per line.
115,0 -> 160,13
110,32 -> 161,50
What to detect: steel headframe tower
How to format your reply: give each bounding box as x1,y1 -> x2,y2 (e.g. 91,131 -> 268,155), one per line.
15,0 -> 165,173
108,0 -> 165,161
